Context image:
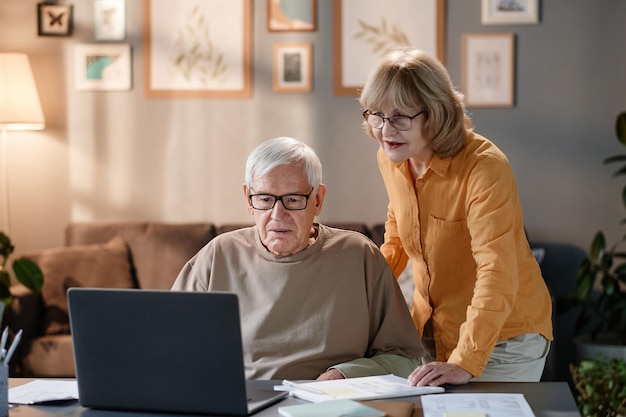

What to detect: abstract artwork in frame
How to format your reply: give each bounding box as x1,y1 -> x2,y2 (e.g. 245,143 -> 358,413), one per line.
462,33 -> 515,108
481,0 -> 539,25
143,0 -> 253,98
333,0 -> 445,96
74,44 -> 132,91
267,0 -> 316,32
94,0 -> 126,41
37,3 -> 73,36
273,42 -> 312,93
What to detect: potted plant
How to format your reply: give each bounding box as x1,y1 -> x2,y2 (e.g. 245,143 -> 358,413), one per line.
557,111 -> 626,358
0,231 -> 44,307
570,357 -> 626,417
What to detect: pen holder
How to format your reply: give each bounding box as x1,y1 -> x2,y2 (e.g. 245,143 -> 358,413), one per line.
0,364 -> 7,417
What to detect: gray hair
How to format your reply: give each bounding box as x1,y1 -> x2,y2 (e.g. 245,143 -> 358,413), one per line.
245,137 -> 322,189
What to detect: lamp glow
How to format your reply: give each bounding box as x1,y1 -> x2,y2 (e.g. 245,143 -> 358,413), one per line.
0,53 -> 46,234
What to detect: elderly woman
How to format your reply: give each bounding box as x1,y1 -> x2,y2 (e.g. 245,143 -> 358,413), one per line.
359,47 -> 552,386
172,136 -> 428,380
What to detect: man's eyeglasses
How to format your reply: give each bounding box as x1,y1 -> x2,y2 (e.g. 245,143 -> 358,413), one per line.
362,109 -> 426,131
249,188 -> 314,210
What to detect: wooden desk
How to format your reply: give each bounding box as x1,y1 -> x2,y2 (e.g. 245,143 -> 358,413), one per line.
9,379 -> 581,417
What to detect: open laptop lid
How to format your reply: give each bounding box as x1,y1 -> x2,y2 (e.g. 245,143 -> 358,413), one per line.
68,288 -> 286,416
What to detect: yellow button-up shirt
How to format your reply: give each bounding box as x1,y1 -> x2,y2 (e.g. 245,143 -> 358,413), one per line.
377,132 -> 553,377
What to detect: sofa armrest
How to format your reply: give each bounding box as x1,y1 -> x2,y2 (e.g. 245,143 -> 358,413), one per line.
8,284 -> 44,339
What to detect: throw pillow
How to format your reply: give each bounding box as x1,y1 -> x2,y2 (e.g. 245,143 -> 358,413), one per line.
24,236 -> 135,335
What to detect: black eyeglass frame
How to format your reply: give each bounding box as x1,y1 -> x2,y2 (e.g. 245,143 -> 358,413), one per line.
248,187 -> 315,211
362,109 -> 426,131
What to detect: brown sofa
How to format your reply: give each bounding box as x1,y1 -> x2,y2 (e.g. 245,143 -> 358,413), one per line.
8,221 -> 385,377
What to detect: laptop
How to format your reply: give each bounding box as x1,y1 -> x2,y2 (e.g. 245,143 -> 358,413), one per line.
67,288 -> 288,416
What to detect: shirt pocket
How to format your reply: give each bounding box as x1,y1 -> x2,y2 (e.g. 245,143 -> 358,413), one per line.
424,216 -> 476,307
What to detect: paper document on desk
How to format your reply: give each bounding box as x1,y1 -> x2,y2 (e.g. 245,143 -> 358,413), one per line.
281,374 -> 444,402
421,393 -> 536,417
9,379 -> 79,404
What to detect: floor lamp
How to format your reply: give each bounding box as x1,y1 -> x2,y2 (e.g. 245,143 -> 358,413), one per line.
0,53 -> 45,236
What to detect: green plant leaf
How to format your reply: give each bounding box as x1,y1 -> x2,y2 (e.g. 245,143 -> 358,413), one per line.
602,273 -> 617,296
614,262 -> 626,283
12,258 -> 44,293
590,232 -> 606,261
0,232 -> 14,261
611,165 -> 626,178
576,268 -> 595,300
571,358 -> 626,416
616,111 -> 626,146
604,154 -> 626,164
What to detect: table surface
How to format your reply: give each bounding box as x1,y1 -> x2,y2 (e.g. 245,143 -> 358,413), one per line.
8,379 -> 581,417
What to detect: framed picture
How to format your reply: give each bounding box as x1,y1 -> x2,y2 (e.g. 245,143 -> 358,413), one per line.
333,0 -> 445,96
481,0 -> 539,25
74,44 -> 132,91
462,33 -> 515,108
37,3 -> 73,36
273,42 -> 312,93
267,0 -> 316,32
143,0 -> 253,98
94,0 -> 126,40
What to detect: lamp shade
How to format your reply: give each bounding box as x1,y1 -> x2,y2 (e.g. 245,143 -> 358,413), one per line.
0,53 -> 45,131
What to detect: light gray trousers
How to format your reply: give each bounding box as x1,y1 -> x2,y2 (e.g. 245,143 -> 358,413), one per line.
422,322 -> 551,382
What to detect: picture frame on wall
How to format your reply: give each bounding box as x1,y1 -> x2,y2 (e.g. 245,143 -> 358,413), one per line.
144,0 -> 253,98
37,3 -> 73,36
333,0 -> 445,96
462,33 -> 515,108
267,0 -> 316,32
273,42 -> 312,93
94,0 -> 126,41
481,0 -> 539,25
74,44 -> 132,91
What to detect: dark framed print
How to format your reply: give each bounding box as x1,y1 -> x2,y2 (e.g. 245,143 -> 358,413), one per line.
37,3 -> 73,36
273,42 -> 312,93
267,0 -> 316,32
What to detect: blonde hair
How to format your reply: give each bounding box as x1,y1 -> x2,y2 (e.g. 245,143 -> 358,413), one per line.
359,48 -> 472,158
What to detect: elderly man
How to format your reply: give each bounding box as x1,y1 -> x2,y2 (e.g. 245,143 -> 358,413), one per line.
172,136 -> 427,380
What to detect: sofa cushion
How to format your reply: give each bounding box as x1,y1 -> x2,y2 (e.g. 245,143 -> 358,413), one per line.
24,237 -> 134,335
123,223 -> 216,289
22,334 -> 75,377
64,222 -> 216,290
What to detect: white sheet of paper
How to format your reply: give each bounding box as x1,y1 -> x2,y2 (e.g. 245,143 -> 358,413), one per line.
282,374 -> 444,402
421,393 -> 535,417
9,380 -> 79,404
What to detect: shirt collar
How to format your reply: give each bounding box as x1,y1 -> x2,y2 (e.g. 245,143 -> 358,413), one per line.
395,154 -> 451,180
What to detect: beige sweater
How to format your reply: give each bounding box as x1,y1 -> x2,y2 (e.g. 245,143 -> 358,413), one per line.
172,224 -> 427,380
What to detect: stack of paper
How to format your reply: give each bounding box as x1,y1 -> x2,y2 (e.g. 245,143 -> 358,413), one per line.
281,374 -> 444,402
8,380 -> 79,405
421,393 -> 536,417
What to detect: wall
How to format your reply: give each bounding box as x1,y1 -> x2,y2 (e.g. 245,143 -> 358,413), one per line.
1,0 -> 625,256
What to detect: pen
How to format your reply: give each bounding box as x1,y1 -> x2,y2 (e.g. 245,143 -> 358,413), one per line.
3,329 -> 22,365
0,327 -> 8,352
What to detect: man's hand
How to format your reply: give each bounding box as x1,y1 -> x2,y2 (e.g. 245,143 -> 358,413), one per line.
316,368 -> 345,380
407,361 -> 472,386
